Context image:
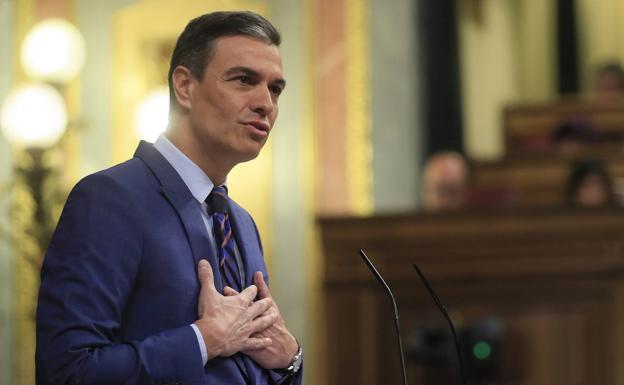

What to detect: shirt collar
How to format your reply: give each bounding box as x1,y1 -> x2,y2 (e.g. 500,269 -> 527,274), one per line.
153,134 -> 225,202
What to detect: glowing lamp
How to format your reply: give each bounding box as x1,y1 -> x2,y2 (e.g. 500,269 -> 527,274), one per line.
134,88 -> 170,142
1,83 -> 68,148
21,18 -> 86,83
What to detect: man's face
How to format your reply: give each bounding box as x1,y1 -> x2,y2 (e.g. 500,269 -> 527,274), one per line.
186,35 -> 285,166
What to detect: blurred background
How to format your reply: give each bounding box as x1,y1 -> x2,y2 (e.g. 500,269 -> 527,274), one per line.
2,0 -> 624,384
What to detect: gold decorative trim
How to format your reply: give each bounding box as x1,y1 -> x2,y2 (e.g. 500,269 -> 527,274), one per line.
302,0 -> 325,383
345,0 -> 373,215
12,2 -> 37,385
64,0 -> 81,186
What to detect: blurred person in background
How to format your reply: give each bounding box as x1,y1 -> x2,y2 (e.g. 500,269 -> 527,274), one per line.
422,151 -> 468,211
564,159 -> 616,207
551,120 -> 595,155
593,62 -> 624,100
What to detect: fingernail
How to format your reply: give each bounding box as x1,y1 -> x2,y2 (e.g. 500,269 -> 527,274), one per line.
199,259 -> 208,268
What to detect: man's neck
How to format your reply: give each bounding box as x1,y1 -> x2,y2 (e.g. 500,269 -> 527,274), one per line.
165,125 -> 232,185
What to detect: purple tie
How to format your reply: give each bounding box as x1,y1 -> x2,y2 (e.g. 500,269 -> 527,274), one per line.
206,186 -> 242,292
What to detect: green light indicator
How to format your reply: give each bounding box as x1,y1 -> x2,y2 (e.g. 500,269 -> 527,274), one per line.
473,341 -> 491,360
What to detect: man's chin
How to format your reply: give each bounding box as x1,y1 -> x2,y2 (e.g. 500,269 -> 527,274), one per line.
238,148 -> 264,164
230,139 -> 267,164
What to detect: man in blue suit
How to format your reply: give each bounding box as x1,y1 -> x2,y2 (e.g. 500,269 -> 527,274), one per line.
36,11 -> 302,385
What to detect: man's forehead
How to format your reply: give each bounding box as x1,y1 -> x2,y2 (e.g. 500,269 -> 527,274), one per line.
212,35 -> 281,62
205,36 -> 284,85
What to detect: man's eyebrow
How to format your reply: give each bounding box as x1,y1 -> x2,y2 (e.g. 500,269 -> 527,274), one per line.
224,66 -> 259,77
225,66 -> 286,88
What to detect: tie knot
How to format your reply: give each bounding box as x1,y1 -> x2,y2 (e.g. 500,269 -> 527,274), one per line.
206,186 -> 229,215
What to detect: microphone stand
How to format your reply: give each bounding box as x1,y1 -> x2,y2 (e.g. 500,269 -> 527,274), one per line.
359,250 -> 408,385
413,264 -> 467,385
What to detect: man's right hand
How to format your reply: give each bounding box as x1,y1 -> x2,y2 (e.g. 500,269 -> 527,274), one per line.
194,259 -> 276,358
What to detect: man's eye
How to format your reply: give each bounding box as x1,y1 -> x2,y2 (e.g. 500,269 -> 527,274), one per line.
237,76 -> 252,85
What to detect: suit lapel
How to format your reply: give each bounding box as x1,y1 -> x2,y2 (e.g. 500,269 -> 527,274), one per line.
133,141 -> 224,290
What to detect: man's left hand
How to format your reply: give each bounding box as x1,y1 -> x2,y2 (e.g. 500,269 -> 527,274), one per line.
223,271 -> 298,369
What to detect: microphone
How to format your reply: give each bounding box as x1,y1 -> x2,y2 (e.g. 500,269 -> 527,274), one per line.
358,250 -> 408,385
358,249 -> 468,385
413,263 -> 467,385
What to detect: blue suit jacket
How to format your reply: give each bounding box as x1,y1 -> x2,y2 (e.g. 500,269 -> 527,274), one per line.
36,142 -> 303,385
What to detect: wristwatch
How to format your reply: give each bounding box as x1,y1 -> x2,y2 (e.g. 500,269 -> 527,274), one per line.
285,344 -> 303,374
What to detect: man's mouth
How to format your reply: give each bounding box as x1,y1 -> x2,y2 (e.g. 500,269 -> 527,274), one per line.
243,121 -> 270,137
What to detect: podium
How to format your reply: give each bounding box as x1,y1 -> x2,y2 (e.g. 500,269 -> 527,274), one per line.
319,208 -> 624,385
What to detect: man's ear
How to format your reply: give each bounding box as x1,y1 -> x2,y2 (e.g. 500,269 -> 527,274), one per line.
171,65 -> 194,110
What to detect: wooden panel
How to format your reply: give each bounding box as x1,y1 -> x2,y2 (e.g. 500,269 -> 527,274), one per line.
471,154 -> 624,207
320,209 -> 624,385
504,99 -> 624,155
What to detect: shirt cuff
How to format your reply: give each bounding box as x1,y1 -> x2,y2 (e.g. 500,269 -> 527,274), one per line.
190,323 -> 208,365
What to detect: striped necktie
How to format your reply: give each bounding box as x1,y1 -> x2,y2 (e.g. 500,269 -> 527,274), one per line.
206,186 -> 242,291
207,186 -> 272,383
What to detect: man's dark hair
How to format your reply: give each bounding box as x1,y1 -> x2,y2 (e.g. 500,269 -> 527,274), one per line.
167,11 -> 281,110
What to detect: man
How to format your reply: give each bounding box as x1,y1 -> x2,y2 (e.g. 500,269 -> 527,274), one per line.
593,62 -> 624,100
36,11 -> 302,385
421,151 -> 468,211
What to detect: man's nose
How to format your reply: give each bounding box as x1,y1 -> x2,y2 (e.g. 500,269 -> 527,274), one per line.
250,86 -> 274,116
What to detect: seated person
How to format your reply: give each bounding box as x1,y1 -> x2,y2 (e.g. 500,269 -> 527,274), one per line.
593,62 -> 624,100
551,121 -> 595,155
564,159 -> 615,207
421,151 -> 468,211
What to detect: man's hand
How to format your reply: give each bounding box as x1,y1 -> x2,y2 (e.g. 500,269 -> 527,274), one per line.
223,271 -> 299,369
194,260 -> 276,359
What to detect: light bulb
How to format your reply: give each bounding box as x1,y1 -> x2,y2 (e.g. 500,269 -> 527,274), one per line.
21,18 -> 86,83
134,87 -> 170,142
1,83 -> 68,148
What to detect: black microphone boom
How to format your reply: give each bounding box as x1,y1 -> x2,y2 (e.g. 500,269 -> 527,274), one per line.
358,249 -> 408,385
413,263 -> 467,385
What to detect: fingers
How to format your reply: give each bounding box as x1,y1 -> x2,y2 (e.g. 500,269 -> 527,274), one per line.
242,337 -> 272,351
248,297 -> 273,319
197,260 -> 217,317
253,271 -> 271,299
197,260 -> 216,291
238,284 -> 258,304
223,286 -> 238,296
250,307 -> 278,331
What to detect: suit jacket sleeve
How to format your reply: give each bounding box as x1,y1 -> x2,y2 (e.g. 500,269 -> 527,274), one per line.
36,173 -> 205,385
269,367 -> 303,385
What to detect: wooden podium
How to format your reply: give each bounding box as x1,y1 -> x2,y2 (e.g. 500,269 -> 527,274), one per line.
319,208 -> 624,385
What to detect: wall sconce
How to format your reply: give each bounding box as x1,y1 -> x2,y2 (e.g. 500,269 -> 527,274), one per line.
1,82 -> 68,260
0,17 -> 85,385
0,18 -> 85,262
